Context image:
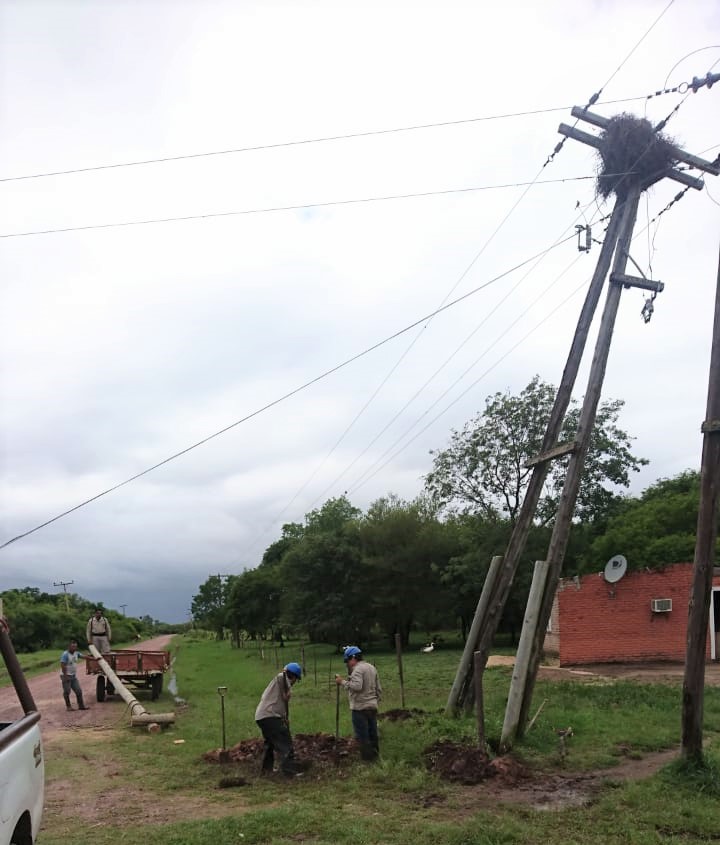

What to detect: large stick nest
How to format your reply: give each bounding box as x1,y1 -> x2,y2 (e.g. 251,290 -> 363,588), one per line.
597,114 -> 678,198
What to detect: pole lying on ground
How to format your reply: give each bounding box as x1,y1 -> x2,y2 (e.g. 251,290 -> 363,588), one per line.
88,644 -> 175,729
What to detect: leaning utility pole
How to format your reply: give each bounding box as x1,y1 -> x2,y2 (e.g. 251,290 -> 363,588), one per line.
682,245 -> 720,762
447,105 -> 719,743
53,579 -> 74,613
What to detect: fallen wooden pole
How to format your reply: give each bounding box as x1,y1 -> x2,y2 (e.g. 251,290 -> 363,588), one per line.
88,644 -> 175,729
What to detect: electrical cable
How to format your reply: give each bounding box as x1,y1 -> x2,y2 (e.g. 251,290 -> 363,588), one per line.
306,208 -> 598,511
0,232 -> 575,551
342,197 -> 614,498
347,275 -> 593,496
0,96 -> 653,185
239,7 -> 684,553
0,174 -> 610,240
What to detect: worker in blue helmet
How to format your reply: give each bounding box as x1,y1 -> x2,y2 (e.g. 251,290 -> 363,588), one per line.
255,661 -> 305,776
335,646 -> 382,761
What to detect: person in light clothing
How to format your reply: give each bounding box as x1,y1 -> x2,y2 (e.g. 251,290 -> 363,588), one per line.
254,662 -> 304,777
335,645 -> 382,760
60,640 -> 89,711
86,608 -> 112,654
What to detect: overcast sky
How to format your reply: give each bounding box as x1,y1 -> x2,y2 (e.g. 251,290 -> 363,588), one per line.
1,0 -> 719,623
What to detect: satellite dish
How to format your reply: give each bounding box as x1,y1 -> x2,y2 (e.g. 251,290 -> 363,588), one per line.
604,555 -> 627,584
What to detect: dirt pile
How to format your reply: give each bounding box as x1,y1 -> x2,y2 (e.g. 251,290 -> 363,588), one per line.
380,708 -> 426,721
203,732 -> 358,768
423,740 -> 529,786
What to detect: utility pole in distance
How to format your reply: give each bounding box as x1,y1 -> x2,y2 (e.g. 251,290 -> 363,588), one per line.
119,604 -> 127,617
53,580 -> 74,613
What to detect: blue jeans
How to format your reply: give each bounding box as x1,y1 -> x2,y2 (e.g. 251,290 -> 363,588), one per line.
351,708 -> 379,760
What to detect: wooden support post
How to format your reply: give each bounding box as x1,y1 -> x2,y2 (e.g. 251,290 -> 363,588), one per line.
395,633 -> 406,709
501,560 -> 549,749
473,651 -> 485,748
516,185 -> 642,734
682,245 -> 720,762
445,556 -> 502,716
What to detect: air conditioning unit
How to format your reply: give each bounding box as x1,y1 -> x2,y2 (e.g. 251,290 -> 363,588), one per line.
651,598 -> 672,613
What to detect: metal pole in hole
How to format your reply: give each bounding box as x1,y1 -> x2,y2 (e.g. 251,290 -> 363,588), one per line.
394,633 -> 405,709
217,686 -> 228,751
335,683 -> 340,739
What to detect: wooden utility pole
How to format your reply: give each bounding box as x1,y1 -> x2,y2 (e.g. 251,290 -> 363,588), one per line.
447,205 -> 626,720
447,104 -> 719,741
682,245 -> 720,762
514,182 -> 642,733
53,579 -> 74,612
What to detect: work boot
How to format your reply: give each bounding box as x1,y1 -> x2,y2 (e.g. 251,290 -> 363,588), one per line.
77,693 -> 88,710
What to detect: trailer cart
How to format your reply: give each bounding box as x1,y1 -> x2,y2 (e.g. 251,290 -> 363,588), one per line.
86,649 -> 171,701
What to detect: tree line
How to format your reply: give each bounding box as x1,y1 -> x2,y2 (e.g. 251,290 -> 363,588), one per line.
0,587 -> 177,653
192,378 -> 707,647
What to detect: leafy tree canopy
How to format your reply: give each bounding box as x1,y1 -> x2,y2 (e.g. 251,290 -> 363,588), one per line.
425,375 -> 647,524
585,470 -> 708,572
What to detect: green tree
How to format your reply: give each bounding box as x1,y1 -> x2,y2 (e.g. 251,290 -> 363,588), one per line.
191,575 -> 234,639
425,376 -> 647,524
360,495 -> 454,647
227,567 -> 282,641
585,470 -> 707,571
279,497 -> 367,644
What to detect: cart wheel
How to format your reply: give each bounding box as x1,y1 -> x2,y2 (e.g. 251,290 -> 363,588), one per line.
96,676 -> 106,702
151,674 -> 163,700
106,681 -> 115,696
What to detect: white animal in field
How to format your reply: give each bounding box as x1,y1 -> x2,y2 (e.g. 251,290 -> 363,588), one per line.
421,642 -> 435,653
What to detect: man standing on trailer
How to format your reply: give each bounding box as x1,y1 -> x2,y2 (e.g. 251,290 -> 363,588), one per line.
86,608 -> 112,654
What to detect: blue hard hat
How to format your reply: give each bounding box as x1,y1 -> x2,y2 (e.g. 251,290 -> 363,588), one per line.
343,646 -> 362,662
284,662 -> 302,679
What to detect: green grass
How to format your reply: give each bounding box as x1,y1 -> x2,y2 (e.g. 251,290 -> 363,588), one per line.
37,636 -> 720,845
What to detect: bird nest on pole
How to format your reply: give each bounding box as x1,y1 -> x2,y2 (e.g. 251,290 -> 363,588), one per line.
596,113 -> 677,199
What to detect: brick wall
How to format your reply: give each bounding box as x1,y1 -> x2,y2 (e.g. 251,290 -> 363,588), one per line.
554,563 -> 720,666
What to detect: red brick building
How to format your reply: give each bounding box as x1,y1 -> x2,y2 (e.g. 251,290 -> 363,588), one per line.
544,563 -> 720,666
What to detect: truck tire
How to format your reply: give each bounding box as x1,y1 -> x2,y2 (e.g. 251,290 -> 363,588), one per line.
106,681 -> 115,696
151,674 -> 162,700
96,676 -> 106,702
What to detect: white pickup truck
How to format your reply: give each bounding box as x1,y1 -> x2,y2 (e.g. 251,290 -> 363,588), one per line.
0,611 -> 44,845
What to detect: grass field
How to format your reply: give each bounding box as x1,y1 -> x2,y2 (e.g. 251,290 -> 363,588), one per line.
37,635 -> 720,845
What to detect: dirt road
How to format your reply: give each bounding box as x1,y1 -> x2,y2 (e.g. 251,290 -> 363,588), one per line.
0,635 -> 174,739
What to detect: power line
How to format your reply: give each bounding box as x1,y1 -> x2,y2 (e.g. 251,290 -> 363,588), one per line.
0,96 -> 650,184
348,277 -> 593,496
0,174 -> 619,240
307,209 -> 599,511
239,7 -> 683,553
0,232 -> 575,551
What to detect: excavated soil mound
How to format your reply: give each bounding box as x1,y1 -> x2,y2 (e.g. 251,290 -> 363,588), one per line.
423,740 -> 529,786
380,708 -> 426,721
203,732 -> 358,769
